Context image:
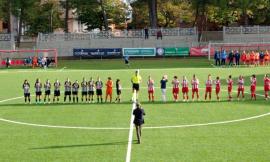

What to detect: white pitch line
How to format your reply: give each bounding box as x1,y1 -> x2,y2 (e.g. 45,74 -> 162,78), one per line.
125,102 -> 136,162
0,118 -> 128,130
143,112 -> 270,129
0,111 -> 270,130
2,66 -> 269,73
0,96 -> 24,103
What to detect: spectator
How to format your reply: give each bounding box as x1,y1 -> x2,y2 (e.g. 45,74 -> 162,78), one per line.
228,50 -> 234,66
221,50 -> 227,66
6,57 -> 10,68
235,50 -> 240,67
214,50 -> 221,66
144,26 -> 149,39
157,28 -> 162,40
124,56 -> 130,67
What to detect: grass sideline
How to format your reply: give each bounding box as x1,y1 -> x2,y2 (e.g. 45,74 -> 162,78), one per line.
0,58 -> 270,162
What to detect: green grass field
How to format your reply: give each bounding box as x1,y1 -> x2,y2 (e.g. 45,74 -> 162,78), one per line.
0,58 -> 270,162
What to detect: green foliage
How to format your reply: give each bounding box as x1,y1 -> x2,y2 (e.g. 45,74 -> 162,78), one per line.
73,0 -> 127,30
26,1 -> 63,35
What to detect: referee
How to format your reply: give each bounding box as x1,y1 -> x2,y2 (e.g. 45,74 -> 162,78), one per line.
131,70 -> 142,102
133,103 -> 145,144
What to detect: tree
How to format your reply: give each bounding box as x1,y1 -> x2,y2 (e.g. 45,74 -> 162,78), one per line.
10,0 -> 39,46
26,1 -> 63,35
148,0 -> 158,28
158,0 -> 193,27
73,0 -> 127,31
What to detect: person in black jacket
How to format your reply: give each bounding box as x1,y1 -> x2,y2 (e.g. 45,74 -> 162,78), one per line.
235,50 -> 240,67
133,103 -> 145,144
228,50 -> 234,66
214,50 -> 221,66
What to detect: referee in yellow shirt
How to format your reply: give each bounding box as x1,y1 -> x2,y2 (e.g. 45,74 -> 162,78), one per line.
131,70 -> 142,102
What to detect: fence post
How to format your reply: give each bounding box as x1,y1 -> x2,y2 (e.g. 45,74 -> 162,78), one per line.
208,41 -> 211,61
223,26 -> 225,42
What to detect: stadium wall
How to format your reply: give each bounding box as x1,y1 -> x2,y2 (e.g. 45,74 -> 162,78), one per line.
36,28 -> 197,57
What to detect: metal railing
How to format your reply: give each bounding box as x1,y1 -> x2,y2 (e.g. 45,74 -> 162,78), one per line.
38,27 -> 197,42
224,26 -> 270,35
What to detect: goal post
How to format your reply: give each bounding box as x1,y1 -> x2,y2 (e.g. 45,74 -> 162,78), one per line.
208,42 -> 270,60
0,49 -> 58,67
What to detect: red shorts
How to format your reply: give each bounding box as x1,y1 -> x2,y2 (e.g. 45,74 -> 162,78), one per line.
215,87 -> 220,94
182,87 -> 189,93
228,87 -> 232,93
250,86 -> 256,92
106,90 -> 112,95
206,87 -> 212,93
264,86 -> 270,91
192,88 -> 198,93
148,90 -> 154,94
238,88 -> 244,92
173,88 -> 179,94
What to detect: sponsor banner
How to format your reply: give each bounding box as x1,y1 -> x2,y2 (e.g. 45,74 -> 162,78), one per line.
73,48 -> 122,57
123,48 -> 156,57
163,47 -> 189,56
190,46 -> 215,56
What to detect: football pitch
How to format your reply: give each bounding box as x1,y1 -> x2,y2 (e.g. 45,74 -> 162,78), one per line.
0,58 -> 270,162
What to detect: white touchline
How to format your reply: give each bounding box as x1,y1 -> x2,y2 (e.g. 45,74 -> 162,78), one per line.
2,67 -> 269,73
125,101 -> 136,162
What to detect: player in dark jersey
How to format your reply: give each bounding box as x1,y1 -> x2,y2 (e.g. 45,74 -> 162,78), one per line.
72,80 -> 80,103
88,77 -> 95,103
64,78 -> 72,103
95,77 -> 103,103
133,103 -> 145,144
44,79 -> 51,104
115,79 -> 122,103
22,79 -> 31,104
34,78 -> 42,104
81,78 -> 88,102
53,80 -> 61,103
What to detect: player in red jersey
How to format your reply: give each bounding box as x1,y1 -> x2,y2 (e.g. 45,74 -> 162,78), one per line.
227,75 -> 233,101
181,76 -> 189,102
205,74 -> 212,101
250,51 -> 255,66
237,75 -> 245,101
264,74 -> 270,100
147,76 -> 155,102
241,51 -> 246,65
191,74 -> 199,101
214,76 -> 221,101
250,74 -> 257,100
172,76 -> 180,102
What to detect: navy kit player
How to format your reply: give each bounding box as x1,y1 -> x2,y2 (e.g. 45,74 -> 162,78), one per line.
81,78 -> 88,102
115,79 -> 122,103
44,79 -> 51,104
96,77 -> 103,103
64,78 -> 72,103
88,77 -> 95,103
53,80 -> 61,103
72,80 -> 80,103
23,80 -> 31,104
34,78 -> 42,104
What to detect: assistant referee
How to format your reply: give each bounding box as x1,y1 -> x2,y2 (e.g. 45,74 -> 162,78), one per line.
131,70 -> 142,102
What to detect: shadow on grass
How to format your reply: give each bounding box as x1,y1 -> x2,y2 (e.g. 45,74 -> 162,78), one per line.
29,140 -> 137,150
